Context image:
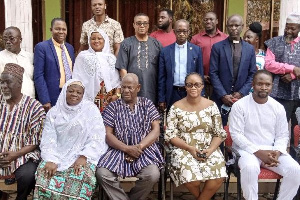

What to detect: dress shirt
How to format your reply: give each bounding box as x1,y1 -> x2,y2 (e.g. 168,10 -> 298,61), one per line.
0,49 -> 35,98
52,38 -> 73,88
191,29 -> 228,75
265,36 -> 300,80
174,42 -> 187,86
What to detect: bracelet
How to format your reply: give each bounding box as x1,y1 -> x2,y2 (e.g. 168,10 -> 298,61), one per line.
116,93 -> 121,98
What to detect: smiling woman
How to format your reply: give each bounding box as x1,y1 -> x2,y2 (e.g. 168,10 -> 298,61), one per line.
66,82 -> 84,106
73,28 -> 121,112
34,79 -> 108,200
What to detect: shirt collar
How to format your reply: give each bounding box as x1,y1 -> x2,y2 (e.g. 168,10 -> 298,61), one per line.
92,15 -> 109,24
200,29 -> 222,37
4,49 -> 24,56
175,41 -> 187,48
52,38 -> 64,47
291,36 -> 300,44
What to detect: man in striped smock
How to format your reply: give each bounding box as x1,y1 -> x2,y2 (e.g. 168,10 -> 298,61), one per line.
97,73 -> 164,200
0,63 -> 46,199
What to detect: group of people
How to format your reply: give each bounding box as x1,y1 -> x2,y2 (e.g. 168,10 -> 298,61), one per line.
1,0 -> 300,199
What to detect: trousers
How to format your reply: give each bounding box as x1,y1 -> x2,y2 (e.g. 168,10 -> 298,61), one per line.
238,149 -> 300,200
14,160 -> 38,200
96,164 -> 160,200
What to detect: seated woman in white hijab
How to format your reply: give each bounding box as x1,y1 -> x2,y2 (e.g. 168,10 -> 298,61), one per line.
34,79 -> 108,199
73,28 -> 120,112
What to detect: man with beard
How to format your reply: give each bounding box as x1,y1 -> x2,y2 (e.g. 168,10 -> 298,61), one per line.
0,27 -> 35,98
0,63 -> 45,199
79,0 -> 124,55
116,13 -> 162,104
264,13 -> 300,144
209,14 -> 256,125
228,70 -> 300,200
158,19 -> 203,111
191,12 -> 228,98
150,9 -> 176,47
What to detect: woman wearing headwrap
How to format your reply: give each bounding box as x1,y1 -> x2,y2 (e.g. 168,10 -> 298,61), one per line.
34,79 -> 108,199
243,22 -> 265,70
73,28 -> 120,112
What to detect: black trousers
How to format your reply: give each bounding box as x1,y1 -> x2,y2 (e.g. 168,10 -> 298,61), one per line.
14,160 -> 38,200
275,98 -> 300,145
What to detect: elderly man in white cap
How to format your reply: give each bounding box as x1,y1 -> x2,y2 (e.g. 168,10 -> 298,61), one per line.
264,13 -> 300,144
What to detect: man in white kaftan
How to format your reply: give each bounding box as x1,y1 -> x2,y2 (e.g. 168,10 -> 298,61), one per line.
229,70 -> 300,200
0,26 -> 35,98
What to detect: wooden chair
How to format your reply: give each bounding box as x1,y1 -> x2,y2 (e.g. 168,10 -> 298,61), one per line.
223,125 -> 281,200
291,125 -> 300,200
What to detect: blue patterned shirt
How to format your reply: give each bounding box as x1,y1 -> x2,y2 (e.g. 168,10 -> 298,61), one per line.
98,97 -> 164,177
265,36 -> 300,100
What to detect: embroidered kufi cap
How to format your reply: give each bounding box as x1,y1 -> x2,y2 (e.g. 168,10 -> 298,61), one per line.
2,63 -> 24,82
286,13 -> 300,24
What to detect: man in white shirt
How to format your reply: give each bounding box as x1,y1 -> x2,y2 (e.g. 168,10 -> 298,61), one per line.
229,70 -> 300,200
0,26 -> 35,98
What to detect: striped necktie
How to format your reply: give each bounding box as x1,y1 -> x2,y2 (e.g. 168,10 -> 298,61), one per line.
60,44 -> 72,81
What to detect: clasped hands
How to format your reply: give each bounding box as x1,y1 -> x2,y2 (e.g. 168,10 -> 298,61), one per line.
222,92 -> 241,107
0,151 -> 19,168
187,146 -> 213,162
43,155 -> 87,179
254,150 -> 280,167
124,144 -> 143,163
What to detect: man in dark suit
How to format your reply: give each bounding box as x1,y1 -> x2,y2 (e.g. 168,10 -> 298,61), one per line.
158,19 -> 204,111
209,14 -> 257,125
34,18 -> 75,112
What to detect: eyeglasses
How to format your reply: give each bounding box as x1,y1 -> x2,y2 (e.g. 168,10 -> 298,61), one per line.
135,22 -> 149,26
185,82 -> 203,88
227,24 -> 242,29
2,36 -> 19,43
175,30 -> 189,34
121,85 -> 136,92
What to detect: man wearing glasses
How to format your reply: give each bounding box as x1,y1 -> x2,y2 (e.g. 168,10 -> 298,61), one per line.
158,19 -> 204,111
209,14 -> 257,125
116,13 -> 162,104
0,26 -> 35,98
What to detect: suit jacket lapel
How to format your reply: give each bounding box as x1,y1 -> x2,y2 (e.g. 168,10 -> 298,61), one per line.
49,39 -> 60,72
223,39 -> 233,76
187,42 -> 192,74
170,44 -> 176,75
237,41 -> 247,79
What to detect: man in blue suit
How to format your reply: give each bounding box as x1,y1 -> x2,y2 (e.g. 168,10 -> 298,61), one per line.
34,18 -> 75,112
209,14 -> 257,125
158,19 -> 204,111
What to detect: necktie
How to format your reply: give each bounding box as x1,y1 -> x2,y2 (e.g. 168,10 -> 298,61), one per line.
60,44 -> 72,81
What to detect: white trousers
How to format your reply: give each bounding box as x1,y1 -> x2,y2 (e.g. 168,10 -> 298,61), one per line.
238,150 -> 300,200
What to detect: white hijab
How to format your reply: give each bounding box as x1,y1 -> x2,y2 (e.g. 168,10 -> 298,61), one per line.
73,28 -> 120,102
40,79 -> 108,171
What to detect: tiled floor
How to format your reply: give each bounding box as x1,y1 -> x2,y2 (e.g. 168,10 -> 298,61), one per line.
5,190 -> 275,200
146,192 -> 274,200
6,192 -> 275,200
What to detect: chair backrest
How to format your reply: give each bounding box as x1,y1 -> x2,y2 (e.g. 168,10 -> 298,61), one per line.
224,125 -> 232,147
294,125 -> 300,147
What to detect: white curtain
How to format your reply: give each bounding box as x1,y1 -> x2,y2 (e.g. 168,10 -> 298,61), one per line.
279,0 -> 300,36
4,0 -> 33,53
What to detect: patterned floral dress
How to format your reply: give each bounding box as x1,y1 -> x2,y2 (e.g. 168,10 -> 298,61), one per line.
165,103 -> 227,187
